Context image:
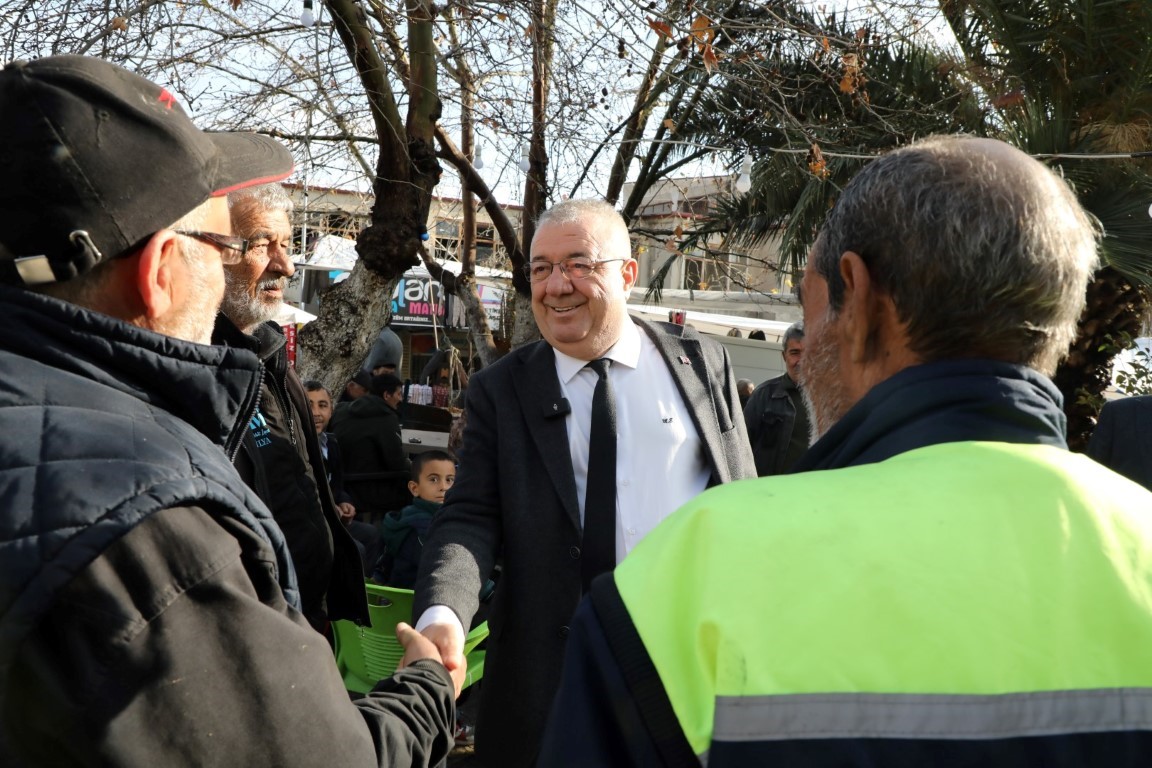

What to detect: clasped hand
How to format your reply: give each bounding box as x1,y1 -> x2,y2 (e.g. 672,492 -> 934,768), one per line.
397,621 -> 467,699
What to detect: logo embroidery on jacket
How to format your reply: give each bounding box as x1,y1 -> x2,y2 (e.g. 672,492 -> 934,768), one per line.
248,410 -> 272,449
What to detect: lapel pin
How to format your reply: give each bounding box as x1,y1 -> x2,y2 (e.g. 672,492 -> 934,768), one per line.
678,355 -> 691,365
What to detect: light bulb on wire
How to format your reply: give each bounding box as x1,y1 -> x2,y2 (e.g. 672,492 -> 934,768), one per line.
473,145 -> 484,170
734,156 -> 753,194
518,150 -> 531,173
301,0 -> 315,27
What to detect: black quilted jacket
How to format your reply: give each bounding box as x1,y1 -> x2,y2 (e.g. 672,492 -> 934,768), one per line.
0,287 -> 298,674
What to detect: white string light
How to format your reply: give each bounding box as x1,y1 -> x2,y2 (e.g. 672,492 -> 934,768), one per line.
518,149 -> 531,173
473,144 -> 484,170
301,0 -> 315,27
734,156 -> 752,194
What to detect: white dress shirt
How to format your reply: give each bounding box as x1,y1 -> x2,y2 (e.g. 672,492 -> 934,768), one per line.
553,320 -> 709,561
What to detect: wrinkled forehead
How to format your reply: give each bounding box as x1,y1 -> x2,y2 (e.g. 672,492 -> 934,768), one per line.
232,202 -> 291,237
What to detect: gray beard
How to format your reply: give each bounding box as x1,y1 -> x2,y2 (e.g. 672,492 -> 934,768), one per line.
799,319 -> 850,444
222,274 -> 281,332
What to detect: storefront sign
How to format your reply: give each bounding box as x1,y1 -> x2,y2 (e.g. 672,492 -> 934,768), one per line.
391,276 -> 449,327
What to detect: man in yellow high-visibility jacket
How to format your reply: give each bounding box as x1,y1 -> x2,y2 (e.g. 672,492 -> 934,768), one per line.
539,136 -> 1152,767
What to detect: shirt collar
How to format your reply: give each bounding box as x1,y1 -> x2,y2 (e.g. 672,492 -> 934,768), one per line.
554,319 -> 642,385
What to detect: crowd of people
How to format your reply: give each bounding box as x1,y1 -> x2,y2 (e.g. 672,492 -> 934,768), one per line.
3,54 -> 1152,768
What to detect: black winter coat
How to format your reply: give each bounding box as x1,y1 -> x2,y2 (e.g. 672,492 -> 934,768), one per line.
331,395 -> 411,522
0,288 -> 453,766
213,316 -> 368,629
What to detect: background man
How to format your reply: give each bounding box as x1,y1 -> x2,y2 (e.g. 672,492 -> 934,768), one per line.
305,379 -> 383,575
743,321 -> 810,475
332,373 -> 412,524
0,55 -> 453,766
540,136 -> 1152,766
736,378 -> 755,409
212,183 -> 366,632
1086,395 -> 1152,490
413,199 -> 755,766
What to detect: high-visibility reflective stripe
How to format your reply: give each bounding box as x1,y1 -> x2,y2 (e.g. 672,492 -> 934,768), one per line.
712,688 -> 1152,742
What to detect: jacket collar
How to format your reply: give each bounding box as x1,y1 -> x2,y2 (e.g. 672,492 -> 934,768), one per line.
793,359 -> 1067,472
0,285 -> 262,452
212,314 -> 286,364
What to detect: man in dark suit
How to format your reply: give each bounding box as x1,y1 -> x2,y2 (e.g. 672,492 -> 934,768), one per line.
1087,395 -> 1152,490
411,199 -> 756,766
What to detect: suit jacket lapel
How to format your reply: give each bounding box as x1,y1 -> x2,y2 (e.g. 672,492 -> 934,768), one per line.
634,317 -> 728,485
509,341 -> 582,531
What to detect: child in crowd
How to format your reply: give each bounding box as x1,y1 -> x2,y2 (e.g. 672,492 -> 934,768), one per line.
374,450 -> 477,746
375,450 -> 456,589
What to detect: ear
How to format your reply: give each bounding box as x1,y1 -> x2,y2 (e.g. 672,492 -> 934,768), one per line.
620,258 -> 639,294
135,231 -> 182,319
837,251 -> 884,363
407,480 -> 419,495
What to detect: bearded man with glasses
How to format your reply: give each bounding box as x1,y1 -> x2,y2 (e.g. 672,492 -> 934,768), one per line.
412,198 -> 755,767
211,183 -> 367,636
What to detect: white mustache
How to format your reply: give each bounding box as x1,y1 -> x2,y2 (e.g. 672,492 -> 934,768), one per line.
259,278 -> 286,291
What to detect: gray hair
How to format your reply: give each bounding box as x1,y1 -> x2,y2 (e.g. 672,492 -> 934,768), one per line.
227,182 -> 293,216
227,183 -> 293,243
535,199 -> 631,257
811,135 -> 1099,375
782,321 -> 805,347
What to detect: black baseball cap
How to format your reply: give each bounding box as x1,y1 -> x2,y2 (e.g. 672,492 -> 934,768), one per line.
0,55 -> 294,286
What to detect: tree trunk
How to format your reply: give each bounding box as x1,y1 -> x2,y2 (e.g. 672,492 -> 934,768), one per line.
297,265 -> 399,395
296,0 -> 441,389
510,293 -> 540,348
1053,266 -> 1151,451
455,273 -> 501,368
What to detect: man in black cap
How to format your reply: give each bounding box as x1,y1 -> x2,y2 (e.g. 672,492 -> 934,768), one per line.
0,56 -> 454,766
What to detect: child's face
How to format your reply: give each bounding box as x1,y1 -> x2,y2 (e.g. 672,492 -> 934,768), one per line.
408,459 -> 457,503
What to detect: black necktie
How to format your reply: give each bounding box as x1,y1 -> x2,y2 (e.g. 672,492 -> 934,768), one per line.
582,358 -> 617,593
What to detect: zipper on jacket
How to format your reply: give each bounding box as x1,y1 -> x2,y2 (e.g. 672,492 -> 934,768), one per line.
267,365 -> 298,447
227,362 -> 265,462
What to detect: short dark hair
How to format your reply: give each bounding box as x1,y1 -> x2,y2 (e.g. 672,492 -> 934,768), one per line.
411,449 -> 456,482
370,373 -> 403,398
302,379 -> 329,397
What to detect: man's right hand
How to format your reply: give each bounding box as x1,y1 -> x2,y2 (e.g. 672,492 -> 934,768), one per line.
404,621 -> 467,698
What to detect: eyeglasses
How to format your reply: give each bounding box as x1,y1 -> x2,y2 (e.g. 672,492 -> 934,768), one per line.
524,257 -> 627,283
174,230 -> 249,264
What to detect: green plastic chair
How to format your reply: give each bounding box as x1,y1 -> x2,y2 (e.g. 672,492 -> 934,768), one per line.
333,582 -> 487,695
